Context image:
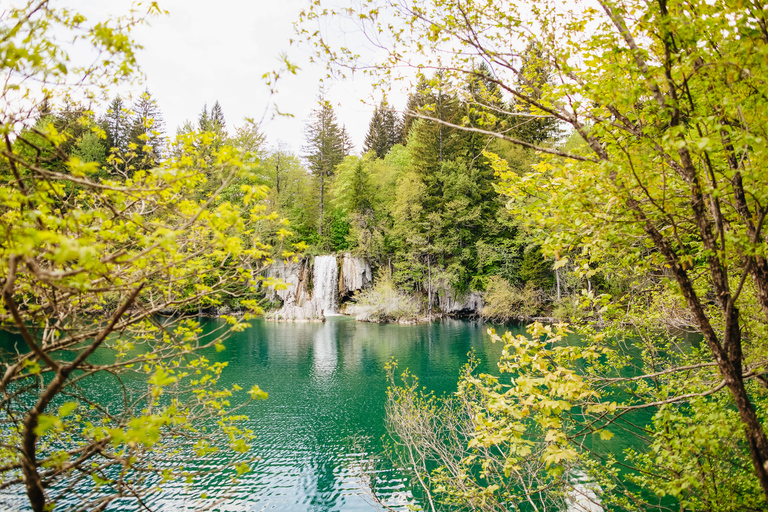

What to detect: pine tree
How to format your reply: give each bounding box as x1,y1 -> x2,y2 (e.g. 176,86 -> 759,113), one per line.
210,100 -> 226,135
198,103 -> 210,132
363,105 -> 384,156
35,96 -> 53,121
381,103 -> 402,151
101,96 -> 130,157
303,93 -> 346,235
402,75 -> 431,142
128,89 -> 166,170
408,73 -> 464,181
340,124 -> 354,156
196,101 -> 228,152
397,71 -> 507,293
35,99 -> 105,172
189,101 -> 227,167
511,43 -> 562,144
51,99 -> 95,159
464,62 -> 505,163
363,100 -> 403,158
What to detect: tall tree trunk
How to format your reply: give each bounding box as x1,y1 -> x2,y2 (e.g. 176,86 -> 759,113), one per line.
427,253 -> 432,317
319,174 -> 324,236
21,413 -> 44,512
634,193 -> 768,501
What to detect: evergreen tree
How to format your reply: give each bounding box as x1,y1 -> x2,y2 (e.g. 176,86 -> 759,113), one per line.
35,96 -> 53,121
363,100 -> 402,158
196,101 -> 228,153
363,106 -> 384,156
340,124 -> 354,156
511,43 -> 562,144
407,73 -> 465,201
303,93 -> 346,235
464,62 -> 505,163
388,70 -> 514,293
381,103 -> 402,151
210,100 -> 227,135
54,99 -> 94,160
332,156 -> 375,215
73,132 -> 107,166
197,103 -> 210,132
101,96 -> 130,165
25,99 -> 107,175
390,75 -> 461,295
128,89 -> 166,170
231,122 -> 265,167
402,76 -> 430,142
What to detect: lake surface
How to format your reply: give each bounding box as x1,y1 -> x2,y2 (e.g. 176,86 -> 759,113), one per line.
1,316 -> 528,511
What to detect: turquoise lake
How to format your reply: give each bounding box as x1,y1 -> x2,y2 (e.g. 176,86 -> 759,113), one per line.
1,317 -> 529,511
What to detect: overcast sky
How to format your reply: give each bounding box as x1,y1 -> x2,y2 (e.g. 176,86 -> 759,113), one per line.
73,0 -> 408,155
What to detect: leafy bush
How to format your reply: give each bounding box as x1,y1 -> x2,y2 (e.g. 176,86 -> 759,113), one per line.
352,276 -> 419,322
551,296 -> 587,322
481,277 -> 545,322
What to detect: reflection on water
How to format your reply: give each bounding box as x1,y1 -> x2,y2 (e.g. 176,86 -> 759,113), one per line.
313,321 -> 339,379
0,316 -> 520,511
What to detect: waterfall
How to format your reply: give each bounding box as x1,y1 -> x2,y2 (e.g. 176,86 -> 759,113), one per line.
312,255 -> 339,316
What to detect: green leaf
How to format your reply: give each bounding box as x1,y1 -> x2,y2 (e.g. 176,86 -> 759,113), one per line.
34,414 -> 61,436
58,402 -> 78,418
598,429 -> 614,441
148,367 -> 177,387
248,384 -> 268,400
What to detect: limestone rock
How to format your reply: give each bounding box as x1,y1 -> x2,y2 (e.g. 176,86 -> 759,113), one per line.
338,253 -> 372,300
266,255 -> 341,322
263,259 -> 304,304
430,280 -> 484,316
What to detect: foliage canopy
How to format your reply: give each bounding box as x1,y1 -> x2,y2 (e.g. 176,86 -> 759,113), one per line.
298,0 -> 768,507
0,2 -> 288,510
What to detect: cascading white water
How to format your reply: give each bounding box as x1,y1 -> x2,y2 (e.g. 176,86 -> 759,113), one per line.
312,255 -> 339,316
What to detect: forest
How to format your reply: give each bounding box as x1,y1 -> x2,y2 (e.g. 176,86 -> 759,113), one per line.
38,54 -> 576,324
254,65 -> 571,322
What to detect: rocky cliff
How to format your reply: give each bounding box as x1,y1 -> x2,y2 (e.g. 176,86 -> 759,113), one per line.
338,253 -> 372,301
265,254 -> 484,322
434,288 -> 484,316
266,253 -> 371,322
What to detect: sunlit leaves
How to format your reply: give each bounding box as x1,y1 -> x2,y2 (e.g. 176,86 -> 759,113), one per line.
0,4 -> 285,509
248,384 -> 268,400
387,323 -> 618,508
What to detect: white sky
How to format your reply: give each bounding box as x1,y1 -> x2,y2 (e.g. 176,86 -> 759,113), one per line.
72,0 -> 409,155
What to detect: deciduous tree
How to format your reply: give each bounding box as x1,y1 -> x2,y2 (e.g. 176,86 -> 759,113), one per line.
298,0 -> 768,506
0,3 -> 285,511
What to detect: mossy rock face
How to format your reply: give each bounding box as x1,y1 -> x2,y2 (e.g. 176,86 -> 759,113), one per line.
306,258 -> 314,295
